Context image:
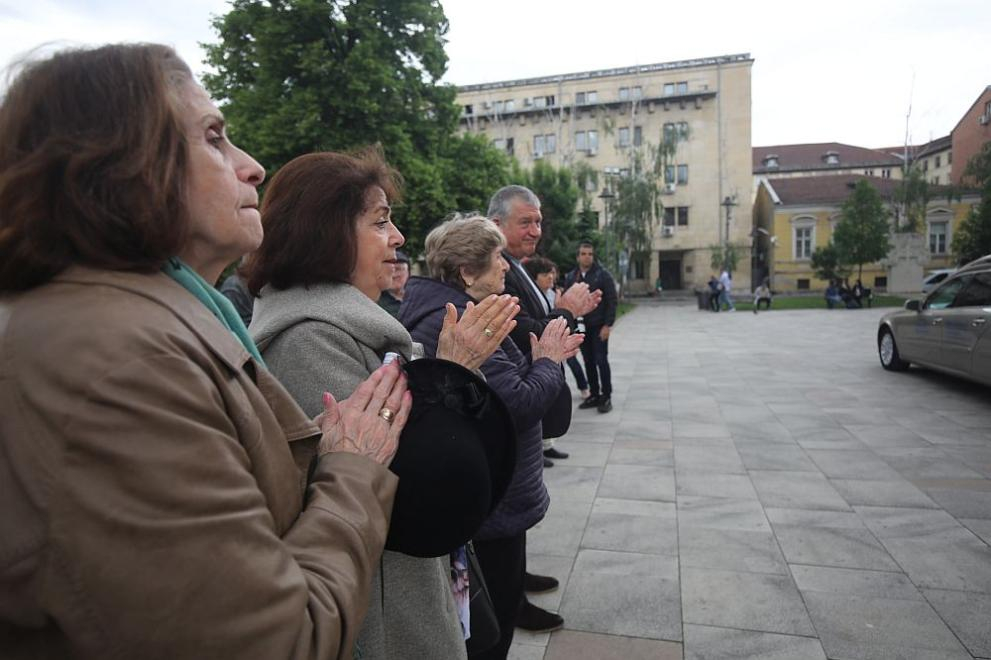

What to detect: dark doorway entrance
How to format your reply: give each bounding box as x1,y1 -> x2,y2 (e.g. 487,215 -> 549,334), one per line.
658,253 -> 682,290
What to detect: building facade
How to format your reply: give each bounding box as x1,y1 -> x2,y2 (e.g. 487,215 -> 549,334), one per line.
951,86 -> 991,186
753,142 -> 903,181
753,175 -> 980,293
455,54 -> 754,292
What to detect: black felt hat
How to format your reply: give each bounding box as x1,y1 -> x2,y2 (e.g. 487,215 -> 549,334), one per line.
385,358 -> 517,558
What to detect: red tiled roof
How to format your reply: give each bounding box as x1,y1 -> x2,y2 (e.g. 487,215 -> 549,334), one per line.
763,175 -> 902,206
753,142 -> 902,172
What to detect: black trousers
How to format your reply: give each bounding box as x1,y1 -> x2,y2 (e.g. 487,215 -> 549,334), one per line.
581,325 -> 612,397
469,533 -> 526,660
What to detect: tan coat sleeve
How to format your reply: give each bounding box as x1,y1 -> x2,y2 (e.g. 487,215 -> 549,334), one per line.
42,352 -> 396,660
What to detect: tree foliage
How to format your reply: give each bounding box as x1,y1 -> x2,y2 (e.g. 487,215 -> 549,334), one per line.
709,243 -> 744,274
952,142 -> 991,264
834,179 -> 891,279
810,244 -> 849,283
513,161 -> 581,275
202,0 -> 507,254
893,166 -> 930,233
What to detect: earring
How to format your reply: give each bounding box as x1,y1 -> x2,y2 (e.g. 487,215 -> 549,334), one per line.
465,280 -> 474,288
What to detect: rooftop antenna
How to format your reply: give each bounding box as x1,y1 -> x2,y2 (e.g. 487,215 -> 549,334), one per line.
900,71 -> 915,231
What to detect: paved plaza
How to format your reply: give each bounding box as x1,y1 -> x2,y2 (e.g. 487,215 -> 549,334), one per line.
512,301 -> 991,660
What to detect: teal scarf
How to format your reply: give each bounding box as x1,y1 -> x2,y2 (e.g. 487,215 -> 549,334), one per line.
162,258 -> 266,367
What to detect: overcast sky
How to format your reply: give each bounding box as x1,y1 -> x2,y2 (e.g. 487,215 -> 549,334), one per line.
2,0 -> 989,149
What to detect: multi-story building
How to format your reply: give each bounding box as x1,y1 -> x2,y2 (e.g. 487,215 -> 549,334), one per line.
455,54 -> 754,292
951,86 -> 991,186
752,142 -> 903,181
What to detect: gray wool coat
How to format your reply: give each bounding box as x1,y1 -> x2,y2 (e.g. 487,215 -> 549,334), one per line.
250,282 -> 466,660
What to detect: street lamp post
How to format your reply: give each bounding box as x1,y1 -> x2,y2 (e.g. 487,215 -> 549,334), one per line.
598,187 -> 616,275
720,195 -> 738,274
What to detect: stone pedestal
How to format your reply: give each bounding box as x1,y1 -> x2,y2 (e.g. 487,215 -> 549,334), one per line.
882,233 -> 928,293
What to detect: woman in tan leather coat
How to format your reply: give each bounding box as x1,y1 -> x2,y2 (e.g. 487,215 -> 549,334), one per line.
0,44 -> 408,660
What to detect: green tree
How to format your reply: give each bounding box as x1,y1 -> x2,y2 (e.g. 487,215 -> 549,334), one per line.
515,161 -> 581,274
810,244 -> 849,283
202,0 -> 505,254
952,142 -> 991,264
709,243 -> 744,275
833,179 -> 891,280
893,166 -> 930,232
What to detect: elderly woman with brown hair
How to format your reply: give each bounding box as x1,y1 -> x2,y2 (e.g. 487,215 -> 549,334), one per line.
399,215 -> 583,659
0,44 -> 410,659
246,151 -> 519,659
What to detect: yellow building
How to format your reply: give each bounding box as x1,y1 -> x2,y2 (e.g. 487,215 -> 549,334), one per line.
455,54 -> 754,292
753,175 -> 980,292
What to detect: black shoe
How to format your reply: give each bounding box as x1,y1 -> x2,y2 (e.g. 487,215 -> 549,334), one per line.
597,397 -> 612,413
544,447 -> 569,460
578,396 -> 601,410
524,572 -> 559,593
516,600 -> 564,633
543,457 -> 554,468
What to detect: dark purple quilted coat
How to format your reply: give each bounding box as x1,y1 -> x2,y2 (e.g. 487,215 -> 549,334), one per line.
399,277 -> 561,539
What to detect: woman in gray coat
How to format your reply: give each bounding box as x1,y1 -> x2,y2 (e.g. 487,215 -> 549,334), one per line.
247,150 -> 518,659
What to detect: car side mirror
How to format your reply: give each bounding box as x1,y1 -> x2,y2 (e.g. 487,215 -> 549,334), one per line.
904,299 -> 921,312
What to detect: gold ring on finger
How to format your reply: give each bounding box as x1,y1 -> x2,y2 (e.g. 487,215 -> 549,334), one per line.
483,327 -> 494,338
378,408 -> 395,423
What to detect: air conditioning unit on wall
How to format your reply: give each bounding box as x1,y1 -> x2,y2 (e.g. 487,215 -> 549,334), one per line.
662,183 -> 676,194
980,114 -> 990,125
661,226 -> 674,237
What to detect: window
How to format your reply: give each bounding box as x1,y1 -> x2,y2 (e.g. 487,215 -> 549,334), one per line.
677,207 -> 689,226
618,127 -> 630,147
663,207 -> 675,226
797,279 -> 810,290
545,95 -> 555,106
587,91 -> 598,103
633,258 -> 646,279
882,168 -> 891,178
575,131 -> 598,152
663,123 -> 676,141
794,225 -> 813,260
874,276 -> 887,290
824,151 -> 840,165
634,126 -> 642,147
505,137 -> 514,156
619,168 -> 630,178
677,164 -> 688,184
632,86 -> 642,100
575,131 -> 586,151
492,138 -> 505,151
954,273 -> 991,307
534,96 -> 546,108
588,130 -> 598,152
504,100 -> 514,112
678,121 -> 689,138
948,151 -> 953,164
926,277 -> 966,310
663,83 -> 674,96
619,87 -> 629,101
929,221 -> 948,254
664,165 -> 675,184
935,155 -> 941,168
545,134 -> 556,154
534,134 -> 545,157
576,92 -> 585,104
494,100 -> 504,112
923,159 -> 929,172
676,81 -> 688,94
464,104 -> 474,115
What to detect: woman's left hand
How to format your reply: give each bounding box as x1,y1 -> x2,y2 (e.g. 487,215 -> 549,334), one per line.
436,294 -> 519,370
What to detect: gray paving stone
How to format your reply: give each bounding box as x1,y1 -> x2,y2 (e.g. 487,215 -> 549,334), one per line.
598,464 -> 675,502
683,625 -> 826,660
805,449 -> 904,480
803,592 -> 972,659
750,470 -> 851,511
855,505 -> 968,540
673,443 -> 745,473
675,471 -> 759,499
679,526 -> 788,575
879,534 -> 991,592
672,420 -> 732,439
737,444 -> 818,471
926,485 -> 991,519
791,564 -> 923,600
765,507 -> 866,528
527,499 -> 592,557
677,496 -> 770,532
876,446 -> 986,480
961,517 -> 991,544
843,423 -> 932,449
830,478 -> 938,508
681,567 -> 815,636
542,465 -> 603,503
774,524 -> 900,571
544,630 -> 683,660
581,508 -> 678,556
608,446 -> 674,466
561,550 -> 681,641
922,588 -> 991,658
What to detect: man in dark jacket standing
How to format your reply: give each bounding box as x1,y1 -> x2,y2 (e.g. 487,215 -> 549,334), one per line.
566,242 -> 617,413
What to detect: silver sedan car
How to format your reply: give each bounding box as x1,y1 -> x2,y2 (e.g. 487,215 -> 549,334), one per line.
878,255 -> 991,386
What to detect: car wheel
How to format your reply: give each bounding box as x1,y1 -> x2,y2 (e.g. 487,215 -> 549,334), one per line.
878,327 -> 909,371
